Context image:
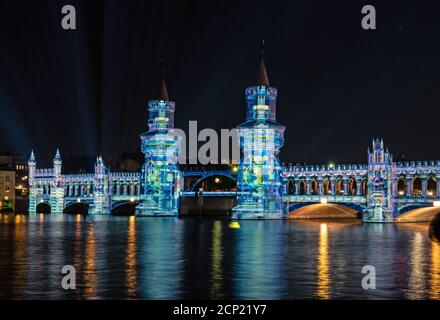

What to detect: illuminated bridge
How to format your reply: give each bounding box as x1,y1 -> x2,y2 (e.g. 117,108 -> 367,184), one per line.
27,139 -> 440,222
26,55 -> 440,222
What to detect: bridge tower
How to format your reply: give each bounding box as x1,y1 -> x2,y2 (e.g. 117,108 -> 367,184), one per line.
364,139 -> 394,222
28,150 -> 37,214
136,62 -> 182,216
89,156 -> 110,215
232,41 -> 286,220
50,149 -> 64,213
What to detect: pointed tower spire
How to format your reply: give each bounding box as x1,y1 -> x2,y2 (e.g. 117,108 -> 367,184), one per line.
54,148 -> 61,161
29,150 -> 35,162
256,39 -> 270,87
157,60 -> 169,101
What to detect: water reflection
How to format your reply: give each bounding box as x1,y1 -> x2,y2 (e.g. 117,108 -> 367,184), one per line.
1,214 -> 440,299
431,241 -> 440,300
84,222 -> 97,298
316,223 -> 331,299
210,220 -> 223,299
137,219 -> 183,299
407,232 -> 427,299
126,216 -> 137,298
72,214 -> 83,299
234,222 -> 284,299
12,214 -> 28,298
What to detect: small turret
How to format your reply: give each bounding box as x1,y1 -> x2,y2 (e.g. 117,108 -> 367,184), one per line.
369,138 -> 391,164
245,39 -> 278,122
28,150 -> 36,164
146,61 -> 175,131
28,150 -> 36,185
53,148 -> 62,177
95,155 -> 106,176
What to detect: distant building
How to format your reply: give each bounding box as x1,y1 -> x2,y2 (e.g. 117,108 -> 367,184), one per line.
0,170 -> 15,211
0,154 -> 29,212
0,155 -> 28,175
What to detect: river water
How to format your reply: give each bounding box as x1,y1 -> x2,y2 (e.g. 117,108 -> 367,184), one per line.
0,213 -> 439,300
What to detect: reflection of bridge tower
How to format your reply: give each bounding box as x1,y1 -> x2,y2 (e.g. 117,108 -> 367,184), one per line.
232,43 -> 286,220
89,156 -> 110,215
136,63 -> 182,216
364,139 -> 394,222
50,149 -> 64,213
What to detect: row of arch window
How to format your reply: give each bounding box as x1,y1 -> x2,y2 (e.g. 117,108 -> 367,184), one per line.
287,178 -> 367,196
37,183 -> 142,197
396,176 -> 439,197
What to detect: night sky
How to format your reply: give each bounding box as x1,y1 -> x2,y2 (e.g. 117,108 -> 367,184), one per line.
1,0 -> 440,167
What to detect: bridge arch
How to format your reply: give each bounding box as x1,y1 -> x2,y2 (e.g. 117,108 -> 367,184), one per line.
64,202 -> 90,214
111,201 -> 138,215
395,205 -> 440,222
286,202 -> 364,219
191,173 -> 236,192
397,204 -> 429,215
36,202 -> 51,214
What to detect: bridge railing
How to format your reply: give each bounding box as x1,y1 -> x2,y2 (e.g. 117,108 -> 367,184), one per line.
284,194 -> 367,204
180,191 -> 236,197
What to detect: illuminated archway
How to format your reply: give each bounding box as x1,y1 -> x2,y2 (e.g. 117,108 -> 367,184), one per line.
412,177 -> 422,197
361,178 -> 367,195
323,179 -> 330,195
191,174 -> 236,192
336,179 -> 344,196
349,178 -> 357,196
397,176 -> 406,196
427,177 -> 437,197
311,180 -> 318,195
